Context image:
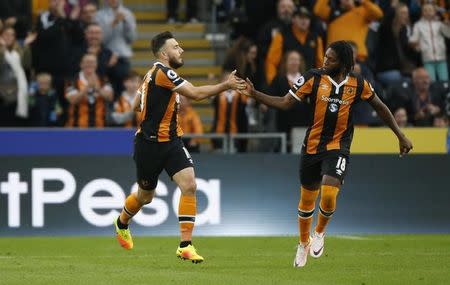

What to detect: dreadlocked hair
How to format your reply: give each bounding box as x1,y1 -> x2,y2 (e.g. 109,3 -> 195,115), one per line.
328,41 -> 354,75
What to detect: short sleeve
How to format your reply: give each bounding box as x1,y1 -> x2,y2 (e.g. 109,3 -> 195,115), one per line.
156,67 -> 186,91
137,72 -> 150,97
361,80 -> 375,101
288,70 -> 315,101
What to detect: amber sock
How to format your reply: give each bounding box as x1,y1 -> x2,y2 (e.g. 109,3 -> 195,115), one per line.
298,186 -> 320,245
178,195 -> 196,242
119,193 -> 143,225
315,185 -> 340,234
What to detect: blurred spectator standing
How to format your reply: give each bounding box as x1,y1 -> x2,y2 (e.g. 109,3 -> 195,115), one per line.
349,40 -> 383,125
70,1 -> 99,64
393,107 -> 410,127
179,95 -> 204,153
0,27 -> 33,126
409,3 -> 450,82
387,67 -> 446,126
28,73 -> 62,126
80,1 -> 98,27
96,0 -> 136,97
265,7 -> 324,85
376,2 -> 420,86
268,50 -> 311,139
0,0 -> 32,40
258,0 -> 296,65
313,0 -> 383,62
65,54 -> 113,128
211,72 -> 249,152
73,23 -> 118,78
411,67 -> 445,126
32,0 -> 80,120
111,70 -> 141,128
223,37 -> 263,88
167,0 -> 198,23
226,1 -> 277,40
63,0 -> 98,17
433,113 -> 449,127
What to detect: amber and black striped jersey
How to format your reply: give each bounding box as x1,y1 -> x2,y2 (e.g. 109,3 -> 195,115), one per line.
289,68 -> 375,155
65,73 -> 111,128
137,62 -> 186,142
212,90 -> 248,134
114,93 -> 142,128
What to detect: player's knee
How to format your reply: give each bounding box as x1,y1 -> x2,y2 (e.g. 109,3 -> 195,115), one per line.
319,185 -> 339,211
140,195 -> 153,205
180,179 -> 197,195
137,189 -> 155,205
299,187 -> 319,208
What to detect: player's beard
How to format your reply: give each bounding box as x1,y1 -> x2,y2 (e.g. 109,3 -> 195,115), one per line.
326,66 -> 342,78
169,57 -> 184,69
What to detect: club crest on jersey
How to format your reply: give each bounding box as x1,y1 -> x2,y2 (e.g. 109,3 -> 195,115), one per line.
329,103 -> 339,113
167,70 -> 178,80
296,76 -> 305,87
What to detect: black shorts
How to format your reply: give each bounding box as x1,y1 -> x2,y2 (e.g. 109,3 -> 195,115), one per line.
299,149 -> 349,186
133,133 -> 194,190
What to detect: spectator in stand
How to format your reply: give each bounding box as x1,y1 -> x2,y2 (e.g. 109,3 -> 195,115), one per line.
393,107 -> 409,127
411,67 -> 445,125
409,2 -> 450,82
28,73 -> 62,126
63,0 -> 99,18
265,7 -> 324,85
32,0 -> 81,118
223,36 -> 263,89
433,113 -> 449,127
96,0 -> 136,97
0,0 -> 32,40
0,26 -> 34,126
224,37 -> 267,135
212,71 -> 249,152
77,23 -> 118,78
179,95 -> 204,153
72,2 -> 97,56
376,2 -> 420,87
65,53 -> 113,128
313,0 -> 383,62
111,70 -> 141,128
167,0 -> 198,23
258,0 -> 296,64
348,40 -> 383,126
387,67 -> 446,126
80,1 -> 98,26
268,50 -> 311,137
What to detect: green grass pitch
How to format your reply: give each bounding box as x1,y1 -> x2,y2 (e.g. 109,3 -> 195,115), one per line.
1,235 -> 449,285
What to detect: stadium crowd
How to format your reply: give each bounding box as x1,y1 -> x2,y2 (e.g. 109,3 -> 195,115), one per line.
0,0 -> 449,138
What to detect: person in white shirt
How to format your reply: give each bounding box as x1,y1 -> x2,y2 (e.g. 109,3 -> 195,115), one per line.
410,3 -> 450,81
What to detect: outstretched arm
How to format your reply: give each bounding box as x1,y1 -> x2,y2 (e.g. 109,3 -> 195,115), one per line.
241,78 -> 297,110
368,94 -> 413,156
176,70 -> 246,101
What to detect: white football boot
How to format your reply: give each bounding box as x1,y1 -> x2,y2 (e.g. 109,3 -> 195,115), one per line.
309,231 -> 325,258
293,241 -> 311,268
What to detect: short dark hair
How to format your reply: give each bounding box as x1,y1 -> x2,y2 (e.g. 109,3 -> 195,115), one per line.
151,31 -> 174,56
328,40 -> 355,75
84,22 -> 101,32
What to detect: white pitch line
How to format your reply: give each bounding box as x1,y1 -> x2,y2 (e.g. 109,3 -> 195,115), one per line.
333,235 -> 370,240
0,254 -> 158,259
